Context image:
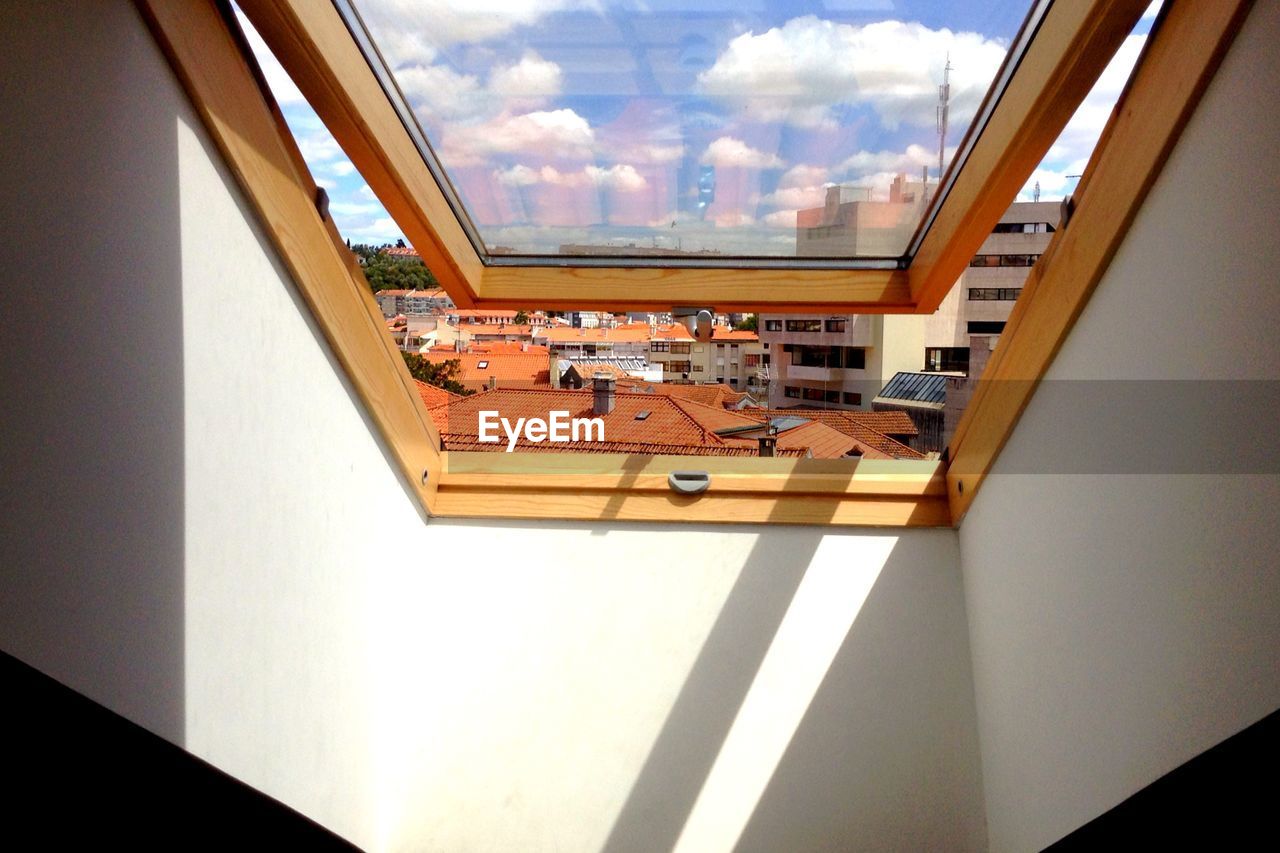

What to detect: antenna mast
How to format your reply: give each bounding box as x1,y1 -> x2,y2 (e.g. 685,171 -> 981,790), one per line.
936,55 -> 952,182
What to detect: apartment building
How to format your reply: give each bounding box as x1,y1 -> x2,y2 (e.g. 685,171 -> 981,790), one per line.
375,286 -> 451,318
761,200 -> 1060,411
709,327 -> 767,393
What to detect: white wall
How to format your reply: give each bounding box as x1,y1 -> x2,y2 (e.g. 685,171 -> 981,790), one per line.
958,3 -> 1280,849
1,3 -> 987,850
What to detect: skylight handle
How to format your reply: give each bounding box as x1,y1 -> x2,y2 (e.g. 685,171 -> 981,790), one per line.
673,307 -> 714,342
668,470 -> 711,495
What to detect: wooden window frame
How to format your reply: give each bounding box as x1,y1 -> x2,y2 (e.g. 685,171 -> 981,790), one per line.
137,0 -> 1252,529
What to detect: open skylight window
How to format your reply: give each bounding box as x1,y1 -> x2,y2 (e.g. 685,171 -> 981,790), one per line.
336,0 -> 1043,265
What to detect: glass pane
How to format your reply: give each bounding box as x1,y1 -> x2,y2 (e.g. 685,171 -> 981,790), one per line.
345,0 -> 1038,260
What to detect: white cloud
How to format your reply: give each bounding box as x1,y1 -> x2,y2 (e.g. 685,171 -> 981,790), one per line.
762,210 -> 797,228
836,143 -> 936,177
329,201 -> 384,216
396,63 -> 484,121
360,0 -> 600,49
585,164 -> 647,191
711,211 -> 756,228
341,216 -> 404,244
778,164 -> 829,189
758,185 -> 827,210
700,136 -> 785,169
494,163 -> 647,191
296,131 -> 342,163
612,140 -> 686,165
698,16 -> 1008,129
488,51 -> 562,99
445,109 -> 596,163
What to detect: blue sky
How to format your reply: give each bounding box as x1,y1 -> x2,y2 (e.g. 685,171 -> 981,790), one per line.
239,1 -> 1160,255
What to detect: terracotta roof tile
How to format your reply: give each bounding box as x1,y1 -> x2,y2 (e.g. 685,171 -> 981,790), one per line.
429,389 -> 857,458
418,352 -> 551,391
742,409 -> 924,459
415,380 -> 464,409
616,381 -> 749,408
711,327 -> 760,342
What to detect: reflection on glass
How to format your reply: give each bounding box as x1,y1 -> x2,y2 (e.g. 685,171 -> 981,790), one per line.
347,0 -> 1036,259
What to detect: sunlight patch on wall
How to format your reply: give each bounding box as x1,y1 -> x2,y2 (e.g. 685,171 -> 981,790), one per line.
672,535 -> 897,853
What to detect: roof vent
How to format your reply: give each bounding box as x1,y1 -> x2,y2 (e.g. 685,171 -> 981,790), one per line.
635,411 -> 650,421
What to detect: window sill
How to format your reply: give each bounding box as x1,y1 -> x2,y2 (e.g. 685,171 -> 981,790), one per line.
433,453 -> 950,527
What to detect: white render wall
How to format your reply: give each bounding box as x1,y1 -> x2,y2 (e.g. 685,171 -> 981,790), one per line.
958,2 -> 1280,849
1,3 -> 986,850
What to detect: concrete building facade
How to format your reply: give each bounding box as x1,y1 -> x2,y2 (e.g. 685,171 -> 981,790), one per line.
761,199 -> 1059,411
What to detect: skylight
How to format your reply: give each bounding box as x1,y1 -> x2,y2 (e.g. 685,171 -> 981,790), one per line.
337,0 -> 1042,263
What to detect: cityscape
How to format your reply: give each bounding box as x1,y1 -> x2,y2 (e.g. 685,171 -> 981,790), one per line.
373,187 -> 1057,459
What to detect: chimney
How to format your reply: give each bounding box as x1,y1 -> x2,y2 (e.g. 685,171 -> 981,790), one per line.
757,432 -> 777,457
454,337 -> 463,353
488,376 -> 497,391
592,372 -> 616,415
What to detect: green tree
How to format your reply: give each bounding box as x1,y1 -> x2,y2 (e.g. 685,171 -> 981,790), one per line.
735,313 -> 759,332
402,352 -> 471,396
513,309 -> 529,324
353,248 -> 439,294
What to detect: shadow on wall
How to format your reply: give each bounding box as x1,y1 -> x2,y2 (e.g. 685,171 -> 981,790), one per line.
602,529 -> 983,853
0,1 -> 185,744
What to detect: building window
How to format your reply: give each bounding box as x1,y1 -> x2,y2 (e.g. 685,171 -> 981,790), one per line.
785,319 -> 822,332
745,354 -> 761,367
967,321 -> 1007,335
842,392 -> 862,405
784,386 -> 801,399
651,341 -> 669,352
993,221 -> 1055,234
670,342 -> 691,354
825,318 -> 846,332
925,347 -> 971,372
764,319 -> 782,331
692,364 -> 704,372
969,253 -> 1040,268
667,361 -> 691,373
802,387 -> 826,402
790,345 -> 865,369
968,287 -> 1022,300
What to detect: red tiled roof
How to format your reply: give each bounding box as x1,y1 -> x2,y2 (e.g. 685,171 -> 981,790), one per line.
418,352 -> 551,390
415,380 -> 464,409
742,409 -> 924,459
427,388 -> 857,458
429,388 -> 718,446
848,410 -> 918,436
470,341 -> 549,354
453,309 -> 519,321
616,381 -> 750,408
383,246 -> 419,258
455,324 -> 534,337
536,325 -> 653,343
651,323 -> 695,341
711,327 -> 760,342
442,437 -> 807,457
566,363 -> 634,381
